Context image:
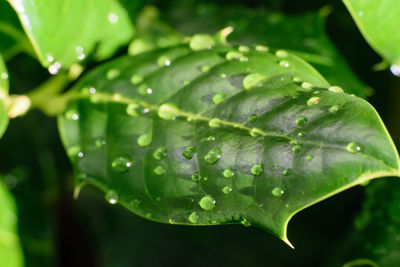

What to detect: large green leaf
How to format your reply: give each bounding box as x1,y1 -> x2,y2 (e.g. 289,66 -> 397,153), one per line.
161,3 -> 370,97
0,182 -> 24,267
7,0 -> 135,72
343,0 -> 400,73
58,44 -> 400,246
0,55 -> 9,138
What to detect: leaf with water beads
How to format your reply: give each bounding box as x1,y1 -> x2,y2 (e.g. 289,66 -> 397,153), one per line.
59,44 -> 400,248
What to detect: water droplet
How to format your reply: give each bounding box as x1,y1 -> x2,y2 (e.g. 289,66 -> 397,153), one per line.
223,168 -> 235,178
168,218 -> 175,224
220,73 -> 227,78
126,103 -> 143,117
108,13 -> 118,23
297,131 -> 305,137
130,198 -> 141,207
68,146 -> 84,161
222,186 -> 232,194
188,211 -> 199,223
106,69 -> 120,80
279,60 -> 290,68
241,218 -> 251,227
295,116 -> 308,126
154,165 -> 166,176
202,136 -> 215,142
1,72 -> 8,79
275,50 -> 288,58
65,109 -> 79,120
306,155 -> 313,161
209,118 -> 221,128
183,145 -> 196,159
301,82 -> 313,90
137,83 -> 152,95
251,163 -> 264,176
191,172 -> 201,181
95,138 -> 106,148
48,62 -> 61,75
183,80 -> 190,85
293,77 -> 301,82
212,92 -> 226,105
77,173 -> 88,181
307,96 -> 321,106
250,128 -> 264,137
292,145 -> 302,153
153,147 -> 167,160
204,148 -> 222,164
137,133 -> 152,147
390,64 -> 400,77
239,56 -> 249,62
283,169 -> 291,176
157,56 -> 171,67
201,65 -> 210,72
131,75 -> 143,85
248,113 -> 258,122
328,86 -> 344,93
226,51 -> 243,61
255,45 -> 269,52
329,105 -> 339,113
346,142 -> 361,153
158,103 -> 180,120
271,187 -> 284,197
199,195 -> 216,211
238,45 -> 250,53
189,34 -> 215,51
243,73 -> 268,90
112,156 -> 132,172
145,213 -> 152,218
105,190 -> 119,204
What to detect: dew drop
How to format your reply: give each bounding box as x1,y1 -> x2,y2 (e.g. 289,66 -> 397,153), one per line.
137,133 -> 152,147
1,72 -> 8,79
209,118 -> 221,128
346,142 -> 361,153
157,56 -> 171,67
48,62 -> 61,75
202,136 -> 215,142
251,163 -> 264,176
307,96 -> 321,106
204,148 -> 222,164
77,173 -> 87,181
329,105 -> 339,113
301,82 -> 313,90
390,64 -> 400,77
243,73 -> 268,90
297,131 -> 305,137
95,138 -> 106,148
138,83 -> 152,95
248,113 -> 258,122
68,146 -> 84,161
189,34 -> 215,51
108,13 -> 118,23
65,109 -> 79,120
111,156 -> 132,172
212,92 -> 226,105
271,187 -> 284,197
183,145 -> 196,159
293,77 -> 301,82
130,74 -> 143,85
201,65 -> 210,72
306,155 -> 313,161
126,103 -> 143,117
106,68 -> 120,80
130,198 -> 141,207
223,168 -> 235,178
153,147 -> 167,160
105,190 -> 119,204
199,195 -> 216,211
241,218 -> 251,227
292,145 -> 302,153
283,169 -> 291,176
279,60 -> 290,68
158,103 -> 180,120
238,45 -> 250,53
328,86 -> 344,93
222,186 -> 232,194
154,165 -> 166,176
255,45 -> 269,52
226,51 -> 243,61
295,116 -> 308,126
191,172 -> 201,182
250,128 -> 264,137
275,50 -> 288,58
188,211 -> 199,223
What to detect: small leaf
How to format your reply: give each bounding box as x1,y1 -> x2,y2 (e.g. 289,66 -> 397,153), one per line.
343,0 -> 400,70
7,0 -> 134,70
0,55 -> 9,138
59,45 -> 400,246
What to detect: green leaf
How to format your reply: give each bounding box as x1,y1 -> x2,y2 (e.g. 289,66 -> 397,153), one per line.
58,44 -> 400,246
0,55 -> 9,138
0,182 -> 24,267
343,0 -> 400,70
7,0 -> 135,71
161,3 -> 371,97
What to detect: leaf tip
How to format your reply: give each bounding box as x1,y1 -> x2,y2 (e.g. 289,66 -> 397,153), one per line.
282,236 -> 295,249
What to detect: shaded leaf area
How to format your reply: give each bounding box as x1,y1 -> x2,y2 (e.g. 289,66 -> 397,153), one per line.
343,0 -> 400,68
0,55 -> 9,138
327,178 -> 400,267
0,1 -> 33,61
0,182 -> 23,267
59,45 -> 399,244
7,0 -> 134,70
158,2 -> 370,97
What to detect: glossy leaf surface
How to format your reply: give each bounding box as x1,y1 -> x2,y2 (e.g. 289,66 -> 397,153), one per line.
59,45 -> 400,245
343,0 -> 400,68
7,0 -> 134,70
0,55 -> 9,138
0,182 -> 24,267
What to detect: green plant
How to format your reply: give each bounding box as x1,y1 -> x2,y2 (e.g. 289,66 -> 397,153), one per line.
1,0 -> 400,266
